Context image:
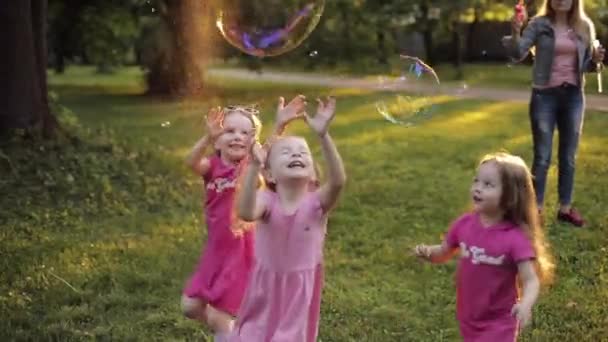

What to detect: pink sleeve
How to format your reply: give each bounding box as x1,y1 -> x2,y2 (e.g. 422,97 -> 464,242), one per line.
309,190 -> 325,219
445,214 -> 471,248
202,155 -> 217,183
259,190 -> 273,221
511,230 -> 536,263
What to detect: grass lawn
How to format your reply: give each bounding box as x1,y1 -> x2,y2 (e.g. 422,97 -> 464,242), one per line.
1,66 -> 607,341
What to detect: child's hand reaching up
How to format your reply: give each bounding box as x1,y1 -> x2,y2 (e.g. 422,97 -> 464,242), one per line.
206,107 -> 225,140
305,97 -> 336,136
276,95 -> 307,133
250,142 -> 266,166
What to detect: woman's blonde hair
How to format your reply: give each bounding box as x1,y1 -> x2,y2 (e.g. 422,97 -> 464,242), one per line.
479,152 -> 555,286
537,0 -> 596,45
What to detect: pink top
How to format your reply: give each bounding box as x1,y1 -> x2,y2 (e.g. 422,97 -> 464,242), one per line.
445,213 -> 535,337
543,28 -> 579,88
182,155 -> 254,316
228,190 -> 327,342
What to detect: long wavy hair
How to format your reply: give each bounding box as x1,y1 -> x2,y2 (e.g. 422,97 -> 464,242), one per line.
536,0 -> 596,45
479,152 -> 555,286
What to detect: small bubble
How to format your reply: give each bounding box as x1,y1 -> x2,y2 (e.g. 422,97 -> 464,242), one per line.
161,121 -> 171,128
151,7 -> 156,13
456,82 -> 468,95
308,50 -> 318,57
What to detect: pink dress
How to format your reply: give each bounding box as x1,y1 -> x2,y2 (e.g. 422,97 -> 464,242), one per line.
228,190 -> 327,342
183,155 -> 255,316
445,212 -> 536,342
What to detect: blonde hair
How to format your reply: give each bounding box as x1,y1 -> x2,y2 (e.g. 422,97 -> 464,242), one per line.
220,106 -> 263,235
479,152 -> 555,286
262,135 -> 321,192
537,0 -> 596,45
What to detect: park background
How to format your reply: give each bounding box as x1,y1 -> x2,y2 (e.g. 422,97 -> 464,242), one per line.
2,0 -> 608,340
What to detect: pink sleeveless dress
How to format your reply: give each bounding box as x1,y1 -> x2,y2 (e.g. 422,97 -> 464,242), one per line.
182,155 -> 255,316
228,190 -> 328,342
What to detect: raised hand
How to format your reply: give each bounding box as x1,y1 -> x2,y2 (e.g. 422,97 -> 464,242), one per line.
250,142 -> 266,166
305,97 -> 336,136
206,107 -> 225,140
511,1 -> 527,34
276,95 -> 307,132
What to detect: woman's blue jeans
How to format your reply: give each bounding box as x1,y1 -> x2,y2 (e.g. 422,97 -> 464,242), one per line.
529,83 -> 584,207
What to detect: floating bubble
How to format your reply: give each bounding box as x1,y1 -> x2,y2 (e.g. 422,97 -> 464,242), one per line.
161,121 -> 171,128
456,82 -> 468,95
308,50 -> 318,57
215,0 -> 325,58
375,55 -> 441,126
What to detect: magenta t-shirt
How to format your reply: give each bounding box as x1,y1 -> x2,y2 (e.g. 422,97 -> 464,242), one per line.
182,155 -> 254,316
445,212 -> 535,340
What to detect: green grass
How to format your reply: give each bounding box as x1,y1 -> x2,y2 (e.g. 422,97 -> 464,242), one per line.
1,67 -> 608,341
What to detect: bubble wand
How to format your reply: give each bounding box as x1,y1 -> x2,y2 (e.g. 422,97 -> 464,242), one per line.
593,39 -> 603,93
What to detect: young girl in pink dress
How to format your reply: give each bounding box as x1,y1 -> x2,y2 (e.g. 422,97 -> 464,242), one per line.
414,152 -> 555,342
182,96 -> 307,341
228,97 -> 346,342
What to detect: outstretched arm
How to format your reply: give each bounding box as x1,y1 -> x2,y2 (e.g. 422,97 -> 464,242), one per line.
186,135 -> 213,176
316,133 -> 346,212
502,14 -> 539,62
237,144 -> 269,222
305,97 -> 346,212
186,107 -> 224,176
414,241 -> 459,264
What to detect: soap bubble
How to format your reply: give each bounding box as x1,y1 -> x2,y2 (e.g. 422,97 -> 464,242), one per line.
215,0 -> 325,58
375,55 -> 441,126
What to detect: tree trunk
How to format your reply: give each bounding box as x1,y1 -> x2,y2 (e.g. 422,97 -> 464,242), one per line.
0,0 -> 56,136
337,2 -> 353,63
420,4 -> 435,65
377,28 -> 388,65
54,51 -> 66,74
145,0 -> 209,97
452,20 -> 464,80
466,5 -> 481,61
32,0 -> 57,137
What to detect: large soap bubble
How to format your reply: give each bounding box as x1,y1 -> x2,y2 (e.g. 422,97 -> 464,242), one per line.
215,0 -> 325,58
375,55 -> 441,126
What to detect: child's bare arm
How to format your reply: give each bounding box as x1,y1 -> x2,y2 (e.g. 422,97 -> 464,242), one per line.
305,97 -> 346,212
186,107 -> 224,176
186,135 -> 213,176
414,241 -> 459,263
317,133 -> 346,212
512,260 -> 540,329
238,144 -> 268,222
